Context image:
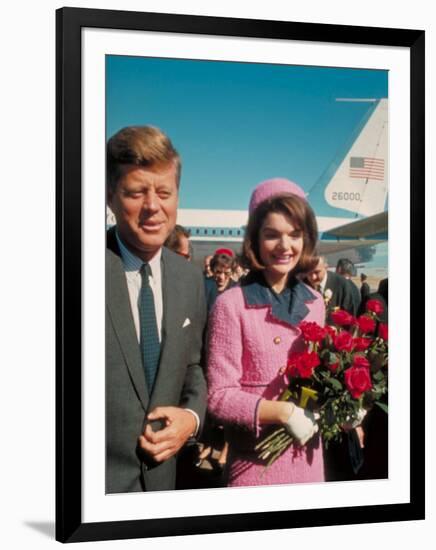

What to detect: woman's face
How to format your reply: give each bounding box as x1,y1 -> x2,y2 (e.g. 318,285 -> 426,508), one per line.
258,211 -> 304,287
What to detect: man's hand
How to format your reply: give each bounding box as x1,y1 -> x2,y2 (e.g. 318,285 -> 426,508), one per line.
355,425 -> 365,448
342,408 -> 366,449
138,406 -> 197,463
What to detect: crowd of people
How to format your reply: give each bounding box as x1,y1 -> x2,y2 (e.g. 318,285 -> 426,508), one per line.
106,124 -> 388,494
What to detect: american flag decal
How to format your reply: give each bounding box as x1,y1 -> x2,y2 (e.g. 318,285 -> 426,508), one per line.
349,156 -> 384,181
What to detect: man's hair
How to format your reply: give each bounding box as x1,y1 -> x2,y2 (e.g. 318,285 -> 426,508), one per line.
312,255 -> 327,269
164,224 -> 191,250
234,254 -> 244,268
210,253 -> 236,273
242,194 -> 318,274
336,258 -> 356,277
107,125 -> 181,193
360,273 -> 367,281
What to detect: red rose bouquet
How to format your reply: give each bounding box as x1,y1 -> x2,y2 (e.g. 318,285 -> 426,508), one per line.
255,300 -> 388,467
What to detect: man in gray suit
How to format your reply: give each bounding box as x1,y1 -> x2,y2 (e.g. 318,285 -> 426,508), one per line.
106,126 -> 207,493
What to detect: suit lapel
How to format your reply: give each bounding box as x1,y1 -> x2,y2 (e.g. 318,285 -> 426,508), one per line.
326,272 -> 336,296
107,242 -> 150,411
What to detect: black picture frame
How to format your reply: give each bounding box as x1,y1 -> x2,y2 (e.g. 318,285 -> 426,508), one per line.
56,7 -> 425,543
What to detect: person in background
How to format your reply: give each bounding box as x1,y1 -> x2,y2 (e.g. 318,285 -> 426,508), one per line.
360,273 -> 371,303
378,277 -> 388,306
165,224 -> 192,260
232,254 -> 248,282
207,178 -> 325,487
203,254 -> 214,278
205,252 -> 237,312
305,256 -> 356,319
214,247 -> 234,256
197,251 -> 237,474
358,286 -> 388,481
335,258 -> 361,316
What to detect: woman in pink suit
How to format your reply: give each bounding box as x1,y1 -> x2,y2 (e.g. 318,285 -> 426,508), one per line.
207,178 -> 325,487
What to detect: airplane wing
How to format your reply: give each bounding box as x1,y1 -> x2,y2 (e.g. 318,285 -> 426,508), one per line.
318,211 -> 387,255
320,211 -> 387,239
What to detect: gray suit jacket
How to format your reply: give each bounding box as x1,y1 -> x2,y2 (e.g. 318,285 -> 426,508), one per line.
106,228 -> 207,493
325,271 -> 359,317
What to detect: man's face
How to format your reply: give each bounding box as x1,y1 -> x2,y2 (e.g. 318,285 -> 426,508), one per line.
108,163 -> 178,261
204,255 -> 213,277
307,258 -> 327,287
213,265 -> 233,292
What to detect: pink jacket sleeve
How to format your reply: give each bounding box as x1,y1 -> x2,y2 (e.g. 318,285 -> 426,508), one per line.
207,291 -> 262,433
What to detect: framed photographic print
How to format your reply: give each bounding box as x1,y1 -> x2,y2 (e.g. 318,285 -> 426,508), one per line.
56,7 -> 425,543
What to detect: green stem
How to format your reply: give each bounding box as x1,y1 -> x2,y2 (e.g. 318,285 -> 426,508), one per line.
265,437 -> 294,468
254,427 -> 286,450
265,432 -> 290,453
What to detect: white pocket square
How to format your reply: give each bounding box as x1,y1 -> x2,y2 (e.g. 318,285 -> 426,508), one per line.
182,318 -> 191,328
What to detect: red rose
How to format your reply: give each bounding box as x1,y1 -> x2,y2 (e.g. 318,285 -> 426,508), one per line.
303,351 -> 321,370
328,355 -> 340,372
378,323 -> 388,341
333,331 -> 354,352
352,337 -> 372,351
352,355 -> 371,369
366,299 -> 384,315
286,351 -> 320,378
355,315 -> 376,334
286,352 -> 305,378
324,325 -> 337,340
344,365 -> 372,398
299,321 -> 326,343
331,309 -> 355,326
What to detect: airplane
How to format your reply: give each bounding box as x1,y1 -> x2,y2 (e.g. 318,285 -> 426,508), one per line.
107,98 -> 388,267
176,98 -> 388,266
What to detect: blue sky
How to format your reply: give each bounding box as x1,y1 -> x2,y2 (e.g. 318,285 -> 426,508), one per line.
106,56 -> 388,275
106,56 -> 387,212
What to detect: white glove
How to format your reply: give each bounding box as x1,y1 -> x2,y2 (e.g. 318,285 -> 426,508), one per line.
342,408 -> 367,431
283,405 -> 319,446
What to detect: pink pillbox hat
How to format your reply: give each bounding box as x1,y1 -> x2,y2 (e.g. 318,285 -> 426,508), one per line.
248,178 -> 307,215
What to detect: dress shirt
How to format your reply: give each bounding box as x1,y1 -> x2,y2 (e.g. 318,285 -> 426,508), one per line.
319,272 -> 328,295
115,231 -> 163,342
115,230 -> 199,435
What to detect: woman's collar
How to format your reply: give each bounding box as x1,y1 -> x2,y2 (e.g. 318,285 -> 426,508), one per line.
241,271 -> 317,327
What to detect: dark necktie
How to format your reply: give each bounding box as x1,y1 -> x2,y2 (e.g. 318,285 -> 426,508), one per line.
139,263 -> 161,393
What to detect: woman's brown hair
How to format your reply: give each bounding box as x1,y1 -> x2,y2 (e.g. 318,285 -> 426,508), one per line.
242,194 -> 318,275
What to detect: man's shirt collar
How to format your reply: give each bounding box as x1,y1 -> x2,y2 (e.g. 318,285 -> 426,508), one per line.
115,230 -> 162,276
320,272 -> 328,293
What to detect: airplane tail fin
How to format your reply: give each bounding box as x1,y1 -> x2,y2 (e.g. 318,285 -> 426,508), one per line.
311,99 -> 388,218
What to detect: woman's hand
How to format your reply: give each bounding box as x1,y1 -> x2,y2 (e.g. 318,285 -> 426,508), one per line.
283,404 -> 319,446
257,399 -> 319,445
